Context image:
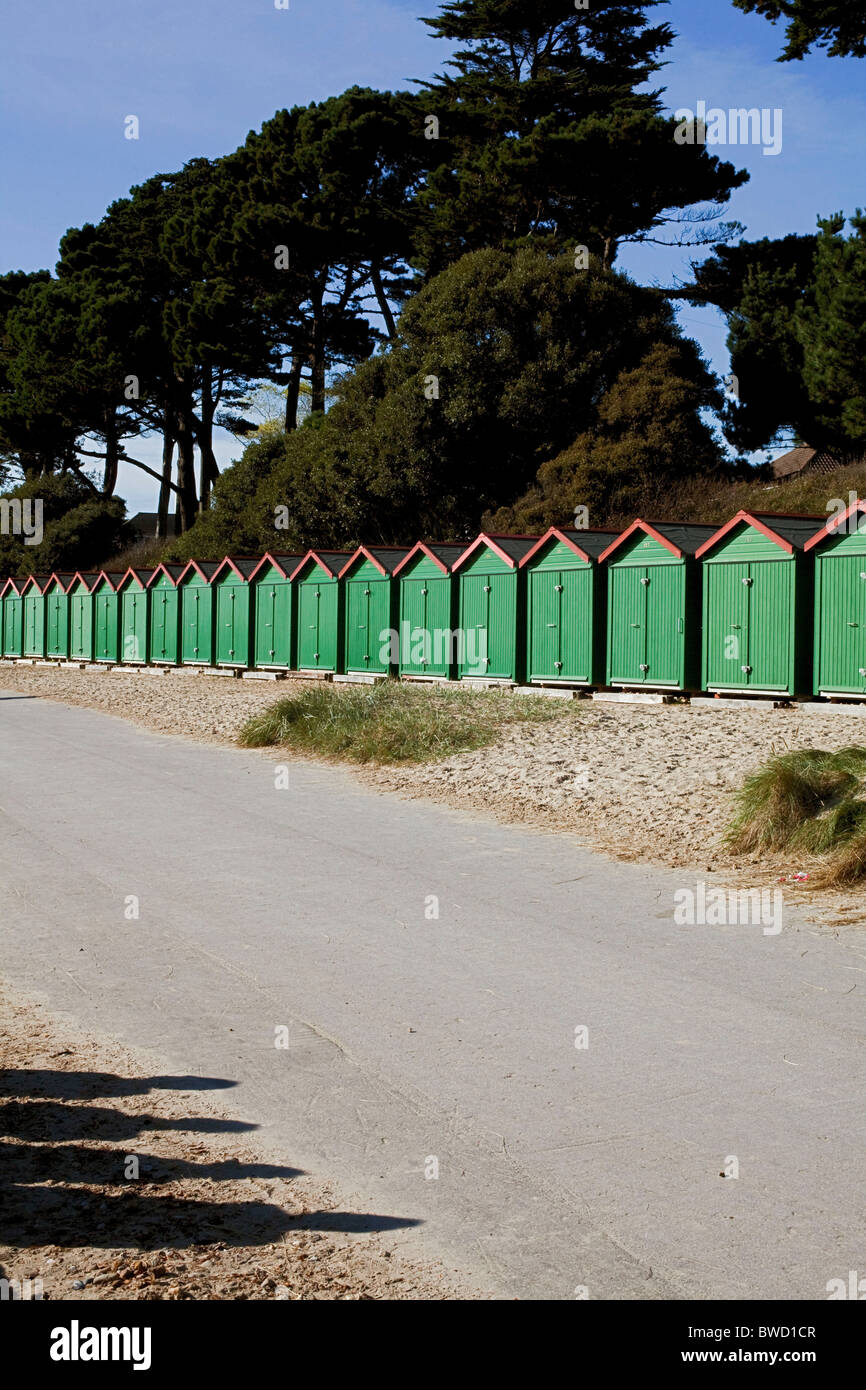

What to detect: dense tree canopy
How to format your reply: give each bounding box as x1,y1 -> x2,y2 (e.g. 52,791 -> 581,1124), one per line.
732,0 -> 866,60
691,216 -> 866,458
170,246 -> 725,556
0,474 -> 129,576
414,0 -> 747,271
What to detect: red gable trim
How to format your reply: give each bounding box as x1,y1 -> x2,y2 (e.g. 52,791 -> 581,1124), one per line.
451,533 -> 518,573
289,549 -> 351,581
66,571 -> 96,593
598,519 -> 683,563
392,541 -> 451,577
0,577 -> 24,598
338,545 -> 389,579
248,552 -> 295,583
117,566 -> 151,591
804,500 -> 866,552
211,555 -> 255,583
20,575 -> 50,595
177,559 -> 217,584
146,563 -> 182,589
694,511 -> 793,559
92,570 -> 125,592
519,527 -> 604,568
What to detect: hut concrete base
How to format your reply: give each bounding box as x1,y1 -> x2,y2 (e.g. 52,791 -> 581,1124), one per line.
521,686 -> 582,699
592,690 -> 676,704
692,695 -> 796,708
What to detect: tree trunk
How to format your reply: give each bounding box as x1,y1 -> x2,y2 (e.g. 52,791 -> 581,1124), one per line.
311,306 -> 326,415
197,370 -> 220,512
284,353 -> 303,431
102,409 -> 119,496
174,382 -> 199,532
156,411 -> 175,539
371,265 -> 397,340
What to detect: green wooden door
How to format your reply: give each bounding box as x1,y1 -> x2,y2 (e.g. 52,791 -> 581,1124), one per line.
608,566 -> 646,683
818,555 -> 866,694
94,592 -> 119,661
69,592 -> 93,660
216,582 -> 250,665
23,594 -> 44,657
150,585 -> 179,662
45,591 -> 68,657
705,562 -> 751,688
345,580 -> 371,671
399,577 -> 452,677
458,573 -> 488,677
121,587 -> 148,663
644,565 -> 683,686
367,581 -> 391,673
398,578 -> 426,675
560,568 -> 593,683
528,569 -> 560,680
181,582 -> 213,664
3,597 -> 23,656
254,580 -> 292,667
486,573 -> 516,679
297,578 -> 339,671
748,560 -> 791,690
297,581 -> 322,669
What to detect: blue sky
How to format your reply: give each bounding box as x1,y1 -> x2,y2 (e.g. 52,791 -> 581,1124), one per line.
2,0 -> 864,512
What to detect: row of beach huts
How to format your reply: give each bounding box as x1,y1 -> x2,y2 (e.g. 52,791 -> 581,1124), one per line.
3,506 -> 866,699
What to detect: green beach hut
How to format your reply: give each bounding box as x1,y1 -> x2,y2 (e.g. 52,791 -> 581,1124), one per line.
178,560 -> 220,666
249,552 -> 304,670
392,542 -> 466,680
291,550 -> 352,674
452,534 -> 539,683
697,511 -> 821,697
520,527 -> 616,686
600,521 -> 716,691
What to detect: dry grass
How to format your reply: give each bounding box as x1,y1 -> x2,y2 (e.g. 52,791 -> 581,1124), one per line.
726,747 -> 866,886
238,679 -> 577,765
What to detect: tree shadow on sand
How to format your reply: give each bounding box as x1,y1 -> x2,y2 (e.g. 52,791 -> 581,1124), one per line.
0,1069 -> 422,1252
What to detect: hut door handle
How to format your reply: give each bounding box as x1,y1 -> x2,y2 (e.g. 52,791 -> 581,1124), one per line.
639,663 -> 649,672
742,577 -> 753,585
741,665 -> 752,672
859,668 -> 866,676
848,622 -> 859,627
640,577 -> 650,586
546,623 -> 556,628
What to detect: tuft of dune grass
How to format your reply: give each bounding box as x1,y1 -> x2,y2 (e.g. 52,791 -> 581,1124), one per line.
238,679 -> 578,765
726,746 -> 866,886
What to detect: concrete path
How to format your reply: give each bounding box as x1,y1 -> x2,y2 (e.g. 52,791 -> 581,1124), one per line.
1,694 -> 865,1299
